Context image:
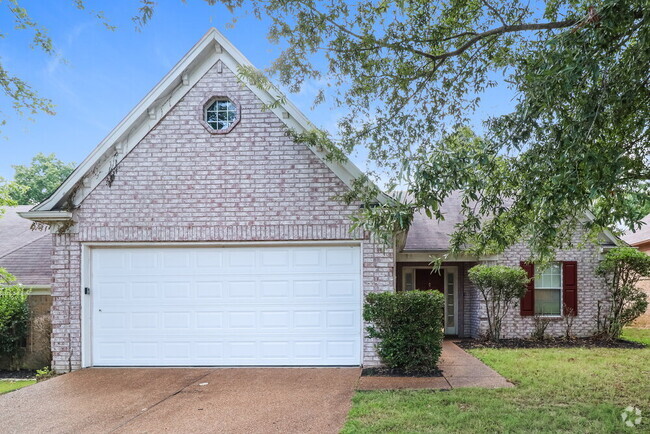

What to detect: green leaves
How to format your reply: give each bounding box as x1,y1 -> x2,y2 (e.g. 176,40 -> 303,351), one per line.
596,247 -> 650,338
0,269 -> 30,360
10,153 -> 75,205
364,290 -> 445,372
468,264 -> 529,340
212,0 -> 649,260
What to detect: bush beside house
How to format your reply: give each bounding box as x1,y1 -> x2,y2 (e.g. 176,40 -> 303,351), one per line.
0,269 -> 31,369
468,265 -> 529,341
364,291 -> 444,373
596,247 -> 650,339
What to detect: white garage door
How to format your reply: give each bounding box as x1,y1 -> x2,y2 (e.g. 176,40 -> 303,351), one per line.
90,245 -> 361,366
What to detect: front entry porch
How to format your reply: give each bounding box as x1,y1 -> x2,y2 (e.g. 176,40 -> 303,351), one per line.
396,262 -> 478,338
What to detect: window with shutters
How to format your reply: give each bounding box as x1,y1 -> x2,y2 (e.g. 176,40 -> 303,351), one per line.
534,262 -> 562,316
521,261 -> 577,317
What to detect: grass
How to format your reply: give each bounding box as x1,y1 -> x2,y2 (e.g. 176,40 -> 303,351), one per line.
622,327 -> 650,346
343,329 -> 650,433
0,380 -> 35,395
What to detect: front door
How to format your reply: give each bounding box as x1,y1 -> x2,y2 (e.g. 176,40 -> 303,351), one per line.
404,266 -> 458,335
415,269 -> 444,292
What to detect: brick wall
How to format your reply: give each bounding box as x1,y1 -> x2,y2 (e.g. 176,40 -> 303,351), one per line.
463,227 -> 608,339
49,60 -> 394,372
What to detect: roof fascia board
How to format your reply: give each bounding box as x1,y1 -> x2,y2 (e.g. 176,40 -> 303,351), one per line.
18,211 -> 72,222
33,28 -> 387,213
33,30 -> 219,211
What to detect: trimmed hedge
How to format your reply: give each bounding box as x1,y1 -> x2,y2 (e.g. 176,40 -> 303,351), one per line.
364,290 -> 444,372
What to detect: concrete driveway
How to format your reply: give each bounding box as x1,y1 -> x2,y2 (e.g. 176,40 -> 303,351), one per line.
0,368 -> 360,433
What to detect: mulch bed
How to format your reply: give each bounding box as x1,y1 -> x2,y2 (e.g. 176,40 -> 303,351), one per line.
456,337 -> 646,350
0,369 -> 36,380
361,367 -> 443,378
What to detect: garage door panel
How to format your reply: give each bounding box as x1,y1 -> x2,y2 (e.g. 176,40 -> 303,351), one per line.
94,306 -> 359,333
93,338 -> 360,366
91,245 -> 361,366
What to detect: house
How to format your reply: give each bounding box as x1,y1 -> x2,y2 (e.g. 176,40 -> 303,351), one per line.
622,215 -> 650,327
20,29 -> 618,373
0,205 -> 52,368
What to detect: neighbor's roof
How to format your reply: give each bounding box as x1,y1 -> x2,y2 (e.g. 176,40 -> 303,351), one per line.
622,214 -> 650,247
0,206 -> 52,286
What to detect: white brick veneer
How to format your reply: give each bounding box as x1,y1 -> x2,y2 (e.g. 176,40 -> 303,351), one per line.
49,61 -> 394,372
463,227 -> 608,339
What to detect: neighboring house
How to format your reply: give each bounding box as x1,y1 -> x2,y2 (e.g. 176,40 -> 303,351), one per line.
20,29 -> 618,373
0,206 -> 52,368
622,215 -> 650,327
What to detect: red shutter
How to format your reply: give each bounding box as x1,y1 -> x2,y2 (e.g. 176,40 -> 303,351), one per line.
520,262 -> 535,316
563,261 -> 578,316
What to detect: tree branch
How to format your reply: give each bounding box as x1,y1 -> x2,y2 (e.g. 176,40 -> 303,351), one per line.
428,19 -> 578,61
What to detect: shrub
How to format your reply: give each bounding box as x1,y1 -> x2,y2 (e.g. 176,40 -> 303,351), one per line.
468,265 -> 529,342
0,268 -> 30,368
364,290 -> 444,373
596,247 -> 650,340
36,366 -> 55,382
531,314 -> 551,340
563,304 -> 576,339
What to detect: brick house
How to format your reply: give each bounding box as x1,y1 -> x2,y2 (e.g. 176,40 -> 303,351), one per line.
0,206 -> 52,368
20,29 -> 619,372
622,215 -> 650,327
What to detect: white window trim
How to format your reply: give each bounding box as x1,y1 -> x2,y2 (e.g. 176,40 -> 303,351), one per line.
534,262 -> 563,317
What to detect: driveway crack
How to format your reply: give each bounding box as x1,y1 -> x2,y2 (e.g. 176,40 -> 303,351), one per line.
108,371 -> 213,433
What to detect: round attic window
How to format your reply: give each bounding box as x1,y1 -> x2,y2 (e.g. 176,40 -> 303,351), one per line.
205,99 -> 237,131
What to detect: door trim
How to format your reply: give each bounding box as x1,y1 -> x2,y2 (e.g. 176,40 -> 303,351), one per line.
400,265 -> 459,335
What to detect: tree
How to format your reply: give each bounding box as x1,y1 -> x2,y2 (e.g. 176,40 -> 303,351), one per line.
219,0 -> 649,260
0,268 -> 30,369
10,153 -> 75,205
3,0 -> 649,258
0,177 -> 21,218
596,247 -> 650,340
468,265 -> 529,341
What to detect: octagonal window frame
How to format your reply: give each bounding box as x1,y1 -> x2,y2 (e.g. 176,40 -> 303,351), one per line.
199,94 -> 241,134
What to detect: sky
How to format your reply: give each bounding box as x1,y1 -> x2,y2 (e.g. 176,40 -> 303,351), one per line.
0,0 -> 516,180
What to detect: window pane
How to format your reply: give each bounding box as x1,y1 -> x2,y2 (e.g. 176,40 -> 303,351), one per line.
535,262 -> 562,289
405,270 -> 414,291
206,99 -> 237,130
535,288 -> 561,315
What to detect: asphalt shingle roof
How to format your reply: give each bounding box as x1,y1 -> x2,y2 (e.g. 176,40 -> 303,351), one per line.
622,214 -> 650,247
0,206 -> 52,286
402,191 -> 466,252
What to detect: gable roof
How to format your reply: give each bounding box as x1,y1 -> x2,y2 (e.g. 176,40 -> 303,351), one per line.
622,214 -> 650,247
403,191 -> 465,251
22,28 -> 385,221
401,192 -> 620,253
0,206 -> 52,286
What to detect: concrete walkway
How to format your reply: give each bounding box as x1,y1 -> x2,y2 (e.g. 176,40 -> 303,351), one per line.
357,340 -> 513,390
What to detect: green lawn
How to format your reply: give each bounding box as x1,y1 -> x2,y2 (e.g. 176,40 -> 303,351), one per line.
344,329 -> 650,433
622,327 -> 650,346
0,380 -> 35,395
